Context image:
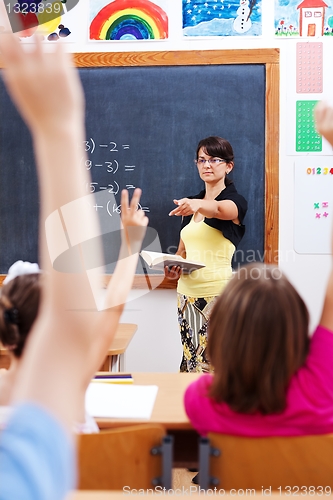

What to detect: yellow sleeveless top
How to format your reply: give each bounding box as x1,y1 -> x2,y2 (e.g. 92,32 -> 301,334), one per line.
177,216 -> 235,297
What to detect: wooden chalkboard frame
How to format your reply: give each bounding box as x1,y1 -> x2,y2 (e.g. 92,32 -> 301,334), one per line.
0,49 -> 279,290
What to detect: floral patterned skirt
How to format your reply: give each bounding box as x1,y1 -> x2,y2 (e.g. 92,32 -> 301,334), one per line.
177,293 -> 217,373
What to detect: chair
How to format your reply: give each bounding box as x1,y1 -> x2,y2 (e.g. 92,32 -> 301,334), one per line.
77,424 -> 173,490
199,433 -> 333,490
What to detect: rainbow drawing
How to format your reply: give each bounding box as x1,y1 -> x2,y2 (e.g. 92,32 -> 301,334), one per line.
90,0 -> 168,41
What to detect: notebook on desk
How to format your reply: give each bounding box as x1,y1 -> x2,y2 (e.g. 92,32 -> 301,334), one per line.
85,383 -> 158,419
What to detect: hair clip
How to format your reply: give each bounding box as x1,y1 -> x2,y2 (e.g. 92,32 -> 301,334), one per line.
3,308 -> 19,325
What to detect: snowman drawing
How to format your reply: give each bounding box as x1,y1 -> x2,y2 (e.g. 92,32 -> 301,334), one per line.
233,0 -> 252,34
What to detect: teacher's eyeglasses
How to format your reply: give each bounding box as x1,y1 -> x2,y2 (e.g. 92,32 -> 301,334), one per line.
195,158 -> 227,166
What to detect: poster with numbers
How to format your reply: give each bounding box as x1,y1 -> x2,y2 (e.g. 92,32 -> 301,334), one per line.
294,158 -> 333,254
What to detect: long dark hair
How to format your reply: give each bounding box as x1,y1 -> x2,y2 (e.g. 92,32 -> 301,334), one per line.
207,263 -> 310,414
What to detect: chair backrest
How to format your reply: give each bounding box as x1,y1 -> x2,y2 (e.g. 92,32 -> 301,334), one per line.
77,424 -> 172,490
199,433 -> 333,490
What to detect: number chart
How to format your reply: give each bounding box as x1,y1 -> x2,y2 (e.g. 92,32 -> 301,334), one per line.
296,42 -> 323,94
296,101 -> 322,152
294,159 -> 333,254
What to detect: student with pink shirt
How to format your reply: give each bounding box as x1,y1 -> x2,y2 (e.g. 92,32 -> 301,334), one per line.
185,102 -> 333,439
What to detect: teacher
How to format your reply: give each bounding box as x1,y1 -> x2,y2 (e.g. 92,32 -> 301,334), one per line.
168,136 -> 248,373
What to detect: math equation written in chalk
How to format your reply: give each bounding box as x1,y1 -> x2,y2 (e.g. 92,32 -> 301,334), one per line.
82,138 -> 150,216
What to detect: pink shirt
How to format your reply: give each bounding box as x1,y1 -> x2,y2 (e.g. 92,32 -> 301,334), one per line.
184,325 -> 333,437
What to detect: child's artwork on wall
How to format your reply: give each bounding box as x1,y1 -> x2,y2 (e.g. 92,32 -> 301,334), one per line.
182,0 -> 262,37
89,0 -> 169,41
16,1 -> 77,43
275,0 -> 333,38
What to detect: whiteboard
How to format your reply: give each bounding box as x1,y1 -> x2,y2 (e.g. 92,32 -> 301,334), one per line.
294,158 -> 333,254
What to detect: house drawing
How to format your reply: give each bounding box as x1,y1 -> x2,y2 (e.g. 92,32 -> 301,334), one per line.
297,0 -> 328,36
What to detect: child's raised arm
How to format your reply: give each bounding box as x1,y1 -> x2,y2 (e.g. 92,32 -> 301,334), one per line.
84,187 -> 148,386
0,32 -> 101,429
315,102 -> 333,332
0,24 -> 149,497
0,28 -> 149,427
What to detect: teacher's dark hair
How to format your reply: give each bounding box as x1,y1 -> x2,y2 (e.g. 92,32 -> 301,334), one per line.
196,136 -> 234,186
207,263 -> 310,414
0,274 -> 41,358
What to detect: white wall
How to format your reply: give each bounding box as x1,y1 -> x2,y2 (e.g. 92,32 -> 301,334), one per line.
68,1 -> 333,371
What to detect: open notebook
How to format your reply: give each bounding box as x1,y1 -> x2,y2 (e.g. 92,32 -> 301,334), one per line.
85,383 -> 158,419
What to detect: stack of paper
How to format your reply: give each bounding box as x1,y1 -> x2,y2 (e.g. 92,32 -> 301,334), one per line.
85,383 -> 158,419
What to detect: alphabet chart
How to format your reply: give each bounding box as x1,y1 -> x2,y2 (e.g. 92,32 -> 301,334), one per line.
294,158 -> 333,254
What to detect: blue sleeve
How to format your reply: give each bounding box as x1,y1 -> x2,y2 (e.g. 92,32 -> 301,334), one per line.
0,403 -> 76,500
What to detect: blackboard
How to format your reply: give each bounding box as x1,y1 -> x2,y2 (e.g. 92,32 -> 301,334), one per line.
0,50 -> 279,285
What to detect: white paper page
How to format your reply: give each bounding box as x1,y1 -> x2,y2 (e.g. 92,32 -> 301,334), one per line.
85,383 -> 158,419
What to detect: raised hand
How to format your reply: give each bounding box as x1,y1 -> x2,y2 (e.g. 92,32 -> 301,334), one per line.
0,33 -> 83,137
315,101 -> 333,147
120,188 -> 148,256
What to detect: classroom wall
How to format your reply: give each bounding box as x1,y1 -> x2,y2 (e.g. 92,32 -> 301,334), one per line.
46,1 -> 333,371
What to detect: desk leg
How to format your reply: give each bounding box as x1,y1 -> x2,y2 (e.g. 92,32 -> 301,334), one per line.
119,353 -> 125,372
109,354 -> 120,372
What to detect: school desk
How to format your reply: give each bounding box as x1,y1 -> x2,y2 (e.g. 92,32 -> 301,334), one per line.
66,494 -> 201,499
65,494 -> 219,499
95,372 -> 201,467
98,323 -> 137,372
66,492 -> 315,499
0,323 -> 137,372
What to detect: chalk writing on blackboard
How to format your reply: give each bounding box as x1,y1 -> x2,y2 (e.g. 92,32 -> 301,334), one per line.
83,138 -> 150,215
84,138 -> 130,154
84,159 -> 119,174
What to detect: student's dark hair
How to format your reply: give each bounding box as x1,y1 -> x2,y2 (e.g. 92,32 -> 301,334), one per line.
0,274 -> 41,358
196,136 -> 234,186
207,263 -> 310,414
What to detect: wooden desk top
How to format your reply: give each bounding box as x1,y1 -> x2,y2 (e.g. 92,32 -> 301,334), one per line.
96,372 -> 200,431
0,323 -> 137,359
106,323 -> 137,355
67,494 -> 117,500
66,494 -> 206,500
67,493 -> 305,499
67,494 -> 203,500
